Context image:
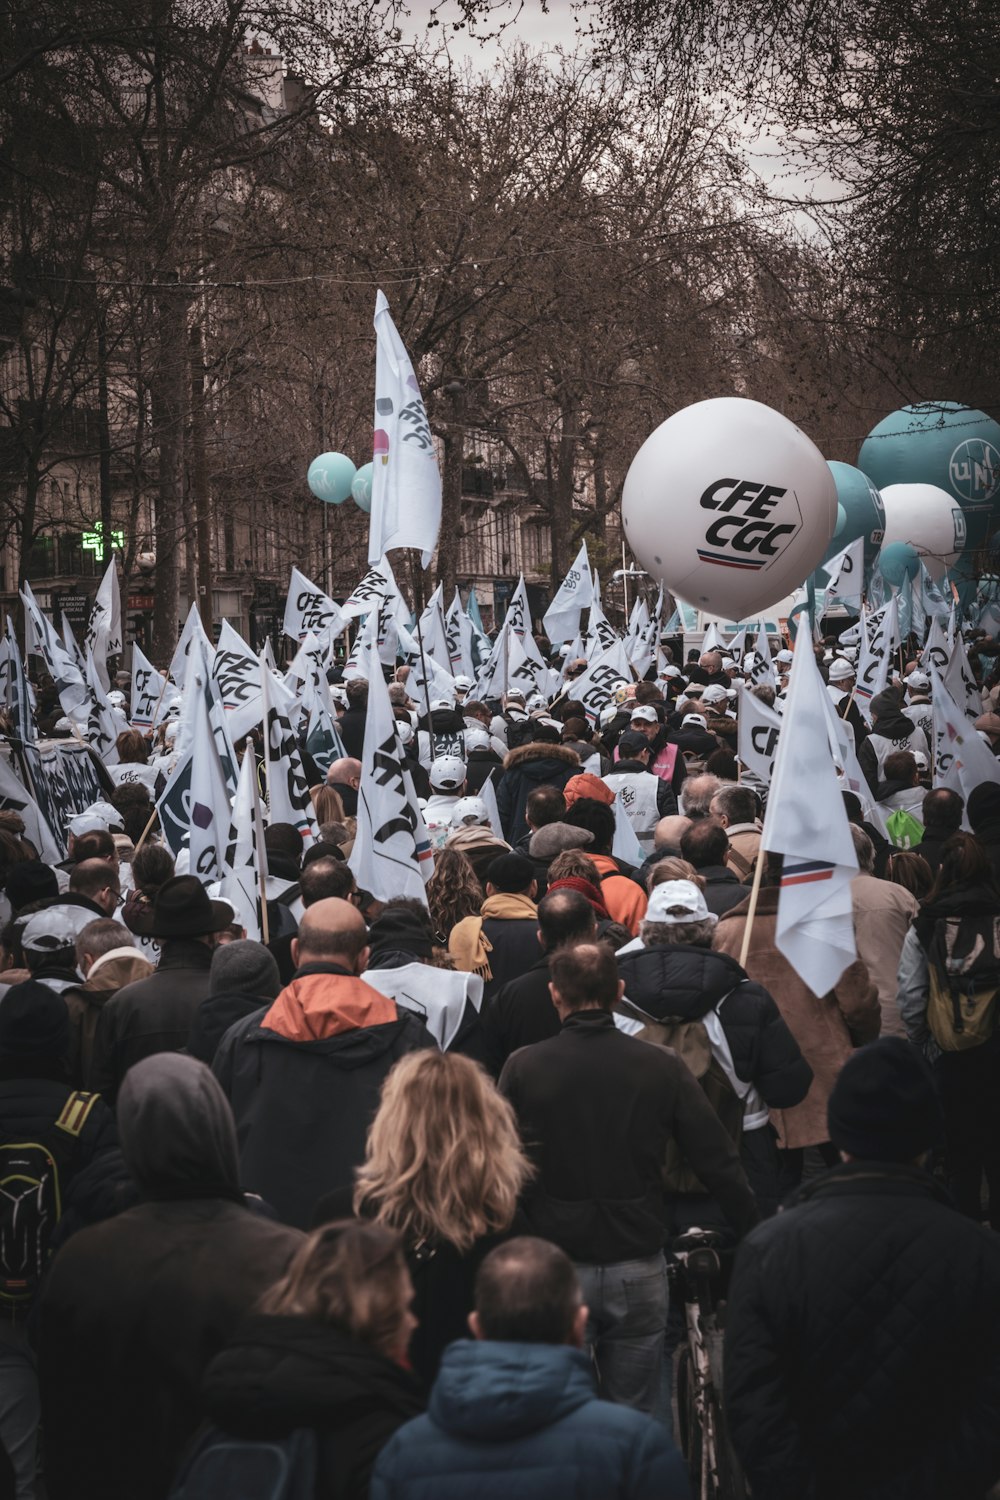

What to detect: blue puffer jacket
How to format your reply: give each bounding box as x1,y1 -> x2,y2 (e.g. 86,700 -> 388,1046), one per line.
370,1339 -> 690,1500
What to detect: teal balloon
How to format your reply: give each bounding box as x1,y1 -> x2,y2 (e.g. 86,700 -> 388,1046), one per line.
351,462 -> 373,513
858,404 -> 1000,560
307,452 -> 356,505
879,540 -> 920,587
823,461 -> 885,570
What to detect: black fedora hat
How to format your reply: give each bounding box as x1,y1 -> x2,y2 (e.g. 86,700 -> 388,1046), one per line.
129,875 -> 234,938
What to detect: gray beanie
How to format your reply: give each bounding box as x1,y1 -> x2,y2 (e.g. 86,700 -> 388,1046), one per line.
209,939 -> 281,1000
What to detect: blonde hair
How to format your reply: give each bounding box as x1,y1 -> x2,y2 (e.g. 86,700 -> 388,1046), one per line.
547,849 -> 601,885
647,856 -> 702,891
258,1220 -> 411,1359
354,1052 -> 530,1253
310,784 -> 346,825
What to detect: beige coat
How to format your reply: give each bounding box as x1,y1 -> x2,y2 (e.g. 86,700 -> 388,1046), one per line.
725,822 -> 762,882
850,873 -> 919,1039
713,888 -> 880,1149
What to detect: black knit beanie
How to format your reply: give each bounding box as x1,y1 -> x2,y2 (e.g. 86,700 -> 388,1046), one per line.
827,1037 -> 943,1163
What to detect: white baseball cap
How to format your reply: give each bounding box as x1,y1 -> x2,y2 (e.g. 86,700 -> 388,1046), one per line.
682,713 -> 708,729
776,648 -> 794,664
701,685 -> 729,705
21,906 -> 96,952
451,796 -> 489,828
453,676 -> 473,693
396,721 -> 414,746
906,670 -> 930,692
430,695 -> 456,712
107,690 -> 127,708
828,658 -> 855,682
465,726 -> 491,753
630,705 -> 658,724
645,880 -> 716,926
720,657 -> 736,670
429,755 -> 467,792
660,665 -> 682,680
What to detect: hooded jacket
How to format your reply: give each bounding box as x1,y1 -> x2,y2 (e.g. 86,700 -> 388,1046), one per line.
202,1315 -> 425,1500
62,948 -> 154,1089
89,936 -> 216,1105
724,1162 -> 1000,1500
371,1339 -> 689,1500
858,695 -> 929,791
495,742 -> 581,845
212,963 -> 436,1228
37,1054 -> 302,1500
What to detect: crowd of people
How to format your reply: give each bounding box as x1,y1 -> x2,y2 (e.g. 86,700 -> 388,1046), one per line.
1,622 -> 1000,1499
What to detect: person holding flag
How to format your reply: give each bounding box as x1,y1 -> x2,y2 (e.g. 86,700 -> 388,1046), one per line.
713,631 -> 880,1188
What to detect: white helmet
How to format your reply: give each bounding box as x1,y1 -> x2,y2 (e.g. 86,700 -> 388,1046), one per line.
451,796 -> 489,828
429,755 -> 467,792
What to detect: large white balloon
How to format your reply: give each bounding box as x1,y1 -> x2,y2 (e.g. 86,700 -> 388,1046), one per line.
879,482 -> 965,581
622,398 -> 837,620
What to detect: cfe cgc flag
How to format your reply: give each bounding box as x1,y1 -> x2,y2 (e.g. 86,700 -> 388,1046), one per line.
543,542 -> 594,644
221,744 -> 268,941
737,688 -> 782,786
368,291 -> 441,567
570,640 -> 634,727
761,630 -> 858,996
349,656 -> 433,903
283,566 -> 345,644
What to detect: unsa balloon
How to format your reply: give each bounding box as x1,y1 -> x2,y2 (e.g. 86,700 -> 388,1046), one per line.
879,482 -> 964,581
825,460 -> 885,570
621,397 -> 837,620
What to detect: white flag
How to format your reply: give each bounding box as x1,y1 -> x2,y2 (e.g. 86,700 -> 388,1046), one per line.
568,640 -> 634,727
0,754 -> 62,863
83,647 -> 120,764
130,644 -> 171,729
588,587 -> 621,655
188,689 -> 232,884
283,566 -> 345,643
544,542 -> 594,644
170,602 -> 214,694
369,290 -> 441,567
923,613 -> 949,676
504,575 -> 531,641
212,621 -> 263,741
473,618 -> 512,702
340,559 -> 395,622
85,559 -> 122,689
701,621 -> 726,654
743,646 -> 778,693
726,626 -> 748,665
854,597 -> 898,719
20,584 -> 88,719
261,666 -> 319,850
221,745 -> 269,941
738,689 -> 782,785
942,632 -> 983,720
931,668 -> 1000,803
761,631 -> 858,996
349,657 -> 434,901
821,537 -> 864,610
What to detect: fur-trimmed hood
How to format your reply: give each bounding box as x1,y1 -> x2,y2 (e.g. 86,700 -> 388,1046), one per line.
502,741 -> 581,772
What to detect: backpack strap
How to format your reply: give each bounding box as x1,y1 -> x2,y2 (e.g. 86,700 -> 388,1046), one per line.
54,1091 -> 100,1140
727,845 -> 754,881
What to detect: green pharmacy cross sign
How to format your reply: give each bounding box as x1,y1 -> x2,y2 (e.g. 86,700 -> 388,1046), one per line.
82,525 -> 124,555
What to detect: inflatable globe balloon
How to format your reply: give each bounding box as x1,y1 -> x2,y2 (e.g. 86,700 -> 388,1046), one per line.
307,452 -> 356,505
621,397 -> 838,620
833,502 -> 847,539
880,481 -> 964,580
351,462 -> 374,513
858,403 -> 1000,556
878,541 -> 920,587
824,461 -> 885,570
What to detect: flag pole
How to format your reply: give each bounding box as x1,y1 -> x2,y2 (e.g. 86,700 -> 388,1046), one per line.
132,803 -> 160,856
737,848 -> 766,969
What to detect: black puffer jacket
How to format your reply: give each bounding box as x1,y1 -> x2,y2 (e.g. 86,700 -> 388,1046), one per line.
724,1162 -> 1000,1500
615,944 -> 812,1111
202,1316 -> 424,1500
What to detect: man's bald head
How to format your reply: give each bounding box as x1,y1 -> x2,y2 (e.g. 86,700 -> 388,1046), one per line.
327,757 -> 362,789
653,815 -> 693,854
292,896 -> 369,974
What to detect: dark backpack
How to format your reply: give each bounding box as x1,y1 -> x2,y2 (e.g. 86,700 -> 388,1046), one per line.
926,913 -> 1000,1052
170,1428 -> 317,1500
0,1090 -> 98,1316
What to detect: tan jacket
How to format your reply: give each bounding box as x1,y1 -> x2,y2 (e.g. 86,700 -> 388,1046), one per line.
850,874 -> 919,1039
725,822 -> 762,882
713,888 -> 880,1149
